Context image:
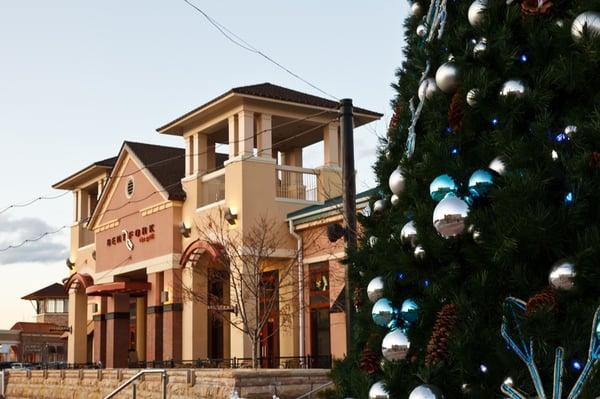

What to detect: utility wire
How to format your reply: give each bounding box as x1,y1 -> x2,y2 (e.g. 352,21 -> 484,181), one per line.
0,225 -> 69,252
182,0 -> 339,101
0,192 -> 70,216
0,110 -> 333,215
0,119 -> 337,255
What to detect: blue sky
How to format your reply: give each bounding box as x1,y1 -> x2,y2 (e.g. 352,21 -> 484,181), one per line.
0,1 -> 407,328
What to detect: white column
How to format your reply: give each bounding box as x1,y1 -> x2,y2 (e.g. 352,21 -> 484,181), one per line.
67,284 -> 88,364
228,115 -> 238,159
323,122 -> 340,166
195,133 -> 208,174
238,110 -> 255,156
73,191 -> 79,222
185,136 -> 193,176
257,114 -> 272,158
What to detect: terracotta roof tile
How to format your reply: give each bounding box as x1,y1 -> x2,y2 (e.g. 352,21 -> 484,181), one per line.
21,283 -> 67,300
10,322 -> 64,335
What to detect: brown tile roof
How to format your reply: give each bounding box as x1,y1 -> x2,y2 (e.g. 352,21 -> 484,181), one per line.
21,283 -> 67,300
53,156 -> 118,189
157,82 -> 383,132
10,322 -> 64,335
124,141 -> 187,201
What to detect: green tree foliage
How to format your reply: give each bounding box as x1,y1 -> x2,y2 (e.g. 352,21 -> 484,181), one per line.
333,0 -> 600,397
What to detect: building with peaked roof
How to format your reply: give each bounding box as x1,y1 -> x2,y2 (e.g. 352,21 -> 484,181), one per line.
0,284 -> 69,364
53,83 -> 381,368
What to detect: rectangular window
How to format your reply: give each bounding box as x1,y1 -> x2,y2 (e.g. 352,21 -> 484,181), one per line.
46,299 -> 56,313
55,299 -> 64,313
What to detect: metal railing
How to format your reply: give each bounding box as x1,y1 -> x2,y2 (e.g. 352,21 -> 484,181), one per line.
128,355 -> 332,370
103,369 -> 167,399
295,381 -> 334,399
276,165 -> 318,201
200,168 -> 225,207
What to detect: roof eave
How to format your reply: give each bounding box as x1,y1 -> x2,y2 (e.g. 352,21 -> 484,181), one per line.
52,164 -> 112,190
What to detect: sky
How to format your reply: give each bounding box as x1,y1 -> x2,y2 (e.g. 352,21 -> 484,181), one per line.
0,1 -> 407,329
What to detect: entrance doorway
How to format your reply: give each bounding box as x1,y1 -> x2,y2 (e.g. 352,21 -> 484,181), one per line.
309,262 -> 331,368
260,270 -> 279,368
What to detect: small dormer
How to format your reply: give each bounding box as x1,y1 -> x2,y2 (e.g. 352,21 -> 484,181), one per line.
21,283 -> 69,327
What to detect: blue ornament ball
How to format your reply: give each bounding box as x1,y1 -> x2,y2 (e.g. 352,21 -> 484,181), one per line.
468,169 -> 494,198
430,174 -> 459,202
372,298 -> 399,329
400,298 -> 420,325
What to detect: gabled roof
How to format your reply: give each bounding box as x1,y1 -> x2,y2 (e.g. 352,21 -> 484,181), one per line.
53,156 -> 118,190
287,187 -> 377,222
123,141 -> 186,201
87,141 -> 187,228
157,82 -> 383,134
21,283 -> 67,301
10,322 -> 64,335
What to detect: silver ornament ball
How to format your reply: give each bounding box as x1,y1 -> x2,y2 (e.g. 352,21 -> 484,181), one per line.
414,244 -> 426,260
408,384 -> 445,399
418,78 -> 439,102
391,194 -> 400,206
571,11 -> 600,42
369,381 -> 390,399
369,236 -> 378,247
473,38 -> 488,57
549,259 -> 576,290
564,125 -> 578,138
435,62 -> 461,93
367,276 -> 385,303
411,2 -> 424,17
489,156 -> 507,175
416,24 -> 428,37
466,89 -> 480,107
373,199 -> 386,213
382,329 -> 410,362
468,0 -> 487,28
401,220 -> 418,247
499,79 -> 528,98
433,195 -> 470,238
389,166 -> 406,196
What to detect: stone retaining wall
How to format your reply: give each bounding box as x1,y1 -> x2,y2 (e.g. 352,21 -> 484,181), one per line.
3,368 -> 331,399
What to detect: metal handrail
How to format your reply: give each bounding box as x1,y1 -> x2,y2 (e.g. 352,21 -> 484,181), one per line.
295,381 -> 334,399
103,369 -> 167,399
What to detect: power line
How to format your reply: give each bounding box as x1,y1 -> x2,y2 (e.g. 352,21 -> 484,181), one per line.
0,225 -> 69,252
182,0 -> 339,101
0,192 -> 69,216
0,119 -> 337,255
0,110 -> 333,215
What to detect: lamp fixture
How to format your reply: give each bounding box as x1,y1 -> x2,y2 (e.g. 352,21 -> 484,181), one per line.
224,208 -> 238,225
66,258 -> 75,270
178,222 -> 192,238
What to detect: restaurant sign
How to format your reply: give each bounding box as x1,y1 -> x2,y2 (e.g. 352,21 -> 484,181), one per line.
106,224 -> 156,251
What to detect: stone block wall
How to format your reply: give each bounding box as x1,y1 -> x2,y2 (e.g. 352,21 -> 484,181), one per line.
4,368 -> 331,399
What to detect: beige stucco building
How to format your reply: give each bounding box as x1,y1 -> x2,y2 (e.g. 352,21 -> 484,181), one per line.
53,83 -> 380,368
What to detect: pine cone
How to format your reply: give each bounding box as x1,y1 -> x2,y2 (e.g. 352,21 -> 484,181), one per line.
425,304 -> 458,367
389,102 -> 403,133
590,152 -> 600,169
526,287 -> 558,314
359,347 -> 381,375
353,287 -> 363,311
521,0 -> 552,15
448,93 -> 464,132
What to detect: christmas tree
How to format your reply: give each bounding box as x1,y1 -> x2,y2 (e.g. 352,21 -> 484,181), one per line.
332,0 -> 600,398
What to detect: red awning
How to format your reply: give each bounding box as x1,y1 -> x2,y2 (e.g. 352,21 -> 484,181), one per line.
85,281 -> 151,297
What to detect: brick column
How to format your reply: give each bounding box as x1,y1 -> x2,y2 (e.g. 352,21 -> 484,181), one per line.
105,293 -> 130,368
146,272 -> 163,362
92,297 -> 107,366
163,268 -> 183,362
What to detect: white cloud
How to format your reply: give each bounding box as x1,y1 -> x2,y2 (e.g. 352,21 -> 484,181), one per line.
0,214 -> 68,265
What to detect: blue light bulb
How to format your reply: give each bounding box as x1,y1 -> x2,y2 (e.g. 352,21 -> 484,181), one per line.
565,192 -> 574,204
423,279 -> 431,288
491,118 -> 499,126
480,364 -> 488,373
451,147 -> 459,155
445,127 -> 453,135
396,272 -> 406,281
571,359 -> 583,371
555,132 -> 568,142
519,53 -> 528,63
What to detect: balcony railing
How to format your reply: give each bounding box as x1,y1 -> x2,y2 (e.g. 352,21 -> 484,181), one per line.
200,169 -> 225,207
275,165 -> 318,202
